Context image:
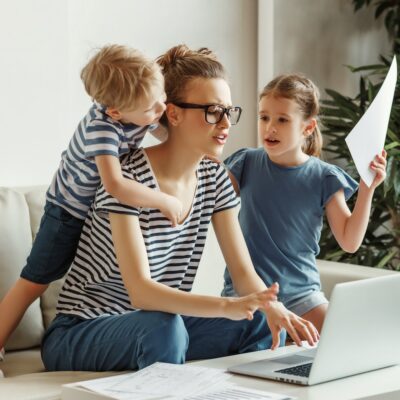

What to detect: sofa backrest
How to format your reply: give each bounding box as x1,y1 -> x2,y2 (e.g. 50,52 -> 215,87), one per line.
0,186 -> 47,350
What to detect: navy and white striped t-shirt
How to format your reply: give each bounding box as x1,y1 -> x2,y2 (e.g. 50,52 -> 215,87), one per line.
56,148 -> 240,319
47,103 -> 157,219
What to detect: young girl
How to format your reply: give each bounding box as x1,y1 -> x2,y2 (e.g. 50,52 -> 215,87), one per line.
222,73 -> 387,333
41,48 -> 319,372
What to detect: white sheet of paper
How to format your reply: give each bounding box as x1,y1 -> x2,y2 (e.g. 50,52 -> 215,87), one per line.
345,57 -> 397,187
185,385 -> 296,400
76,362 -> 230,400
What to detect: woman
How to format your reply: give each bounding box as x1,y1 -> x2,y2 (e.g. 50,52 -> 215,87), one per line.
42,45 -> 318,372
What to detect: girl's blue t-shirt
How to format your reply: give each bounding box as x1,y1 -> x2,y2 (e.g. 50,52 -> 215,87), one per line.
222,147 -> 358,304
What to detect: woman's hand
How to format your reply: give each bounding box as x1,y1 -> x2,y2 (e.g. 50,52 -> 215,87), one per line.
265,301 -> 320,350
223,285 -> 279,321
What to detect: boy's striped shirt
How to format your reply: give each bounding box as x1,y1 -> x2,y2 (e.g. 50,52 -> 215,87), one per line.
47,103 -> 156,219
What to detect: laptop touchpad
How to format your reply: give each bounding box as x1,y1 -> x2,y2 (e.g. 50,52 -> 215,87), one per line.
275,354 -> 313,365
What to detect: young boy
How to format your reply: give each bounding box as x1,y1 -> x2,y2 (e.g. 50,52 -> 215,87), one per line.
0,44 -> 181,357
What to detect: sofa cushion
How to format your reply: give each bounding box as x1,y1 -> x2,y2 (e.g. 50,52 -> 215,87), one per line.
24,187 -> 47,241
0,188 -> 45,350
41,278 -> 64,329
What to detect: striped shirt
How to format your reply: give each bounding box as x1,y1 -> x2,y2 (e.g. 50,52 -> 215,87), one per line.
56,148 -> 240,319
46,103 -> 156,219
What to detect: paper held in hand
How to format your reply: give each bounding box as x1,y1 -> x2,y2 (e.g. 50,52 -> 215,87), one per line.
345,57 -> 397,187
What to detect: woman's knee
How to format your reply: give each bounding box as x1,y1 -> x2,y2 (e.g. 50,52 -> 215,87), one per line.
137,312 -> 189,368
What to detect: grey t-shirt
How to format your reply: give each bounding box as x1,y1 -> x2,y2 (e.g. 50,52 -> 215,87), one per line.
222,148 -> 358,304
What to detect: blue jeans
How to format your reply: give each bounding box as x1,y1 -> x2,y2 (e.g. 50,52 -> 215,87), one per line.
20,201 -> 84,284
42,311 -> 285,371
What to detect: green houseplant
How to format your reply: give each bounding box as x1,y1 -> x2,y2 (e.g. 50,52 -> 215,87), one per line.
319,0 -> 400,270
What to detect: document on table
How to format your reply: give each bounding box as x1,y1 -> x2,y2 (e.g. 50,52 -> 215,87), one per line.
62,362 -> 295,400
345,57 -> 397,187
72,362 -> 229,400
185,386 -> 295,400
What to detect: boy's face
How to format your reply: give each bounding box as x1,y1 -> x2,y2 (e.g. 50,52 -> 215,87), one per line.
107,86 -> 167,126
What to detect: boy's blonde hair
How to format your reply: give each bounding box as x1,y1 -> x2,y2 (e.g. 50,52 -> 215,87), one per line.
81,44 -> 163,111
260,73 -> 323,158
156,44 -> 227,126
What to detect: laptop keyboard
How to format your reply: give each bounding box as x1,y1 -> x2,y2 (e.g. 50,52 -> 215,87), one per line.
276,362 -> 313,377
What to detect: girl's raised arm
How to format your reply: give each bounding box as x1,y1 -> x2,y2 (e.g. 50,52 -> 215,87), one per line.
326,152 -> 387,253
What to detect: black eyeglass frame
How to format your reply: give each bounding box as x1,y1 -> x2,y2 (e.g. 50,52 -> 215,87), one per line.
172,102 -> 242,125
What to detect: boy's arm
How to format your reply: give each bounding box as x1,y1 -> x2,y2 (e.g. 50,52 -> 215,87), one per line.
325,151 -> 387,253
95,155 -> 182,226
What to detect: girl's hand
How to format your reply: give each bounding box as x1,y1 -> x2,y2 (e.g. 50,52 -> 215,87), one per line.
223,286 -> 278,321
204,155 -> 221,164
365,150 -> 387,190
265,301 -> 320,350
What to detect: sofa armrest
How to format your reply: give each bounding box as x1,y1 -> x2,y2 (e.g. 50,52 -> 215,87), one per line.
317,259 -> 398,299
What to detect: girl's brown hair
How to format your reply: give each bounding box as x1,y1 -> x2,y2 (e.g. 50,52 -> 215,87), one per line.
156,44 -> 227,125
260,74 -> 323,157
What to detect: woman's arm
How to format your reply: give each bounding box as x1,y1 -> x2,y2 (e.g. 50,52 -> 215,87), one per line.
109,212 -> 276,321
212,207 -> 264,295
326,152 -> 387,253
212,208 -> 319,348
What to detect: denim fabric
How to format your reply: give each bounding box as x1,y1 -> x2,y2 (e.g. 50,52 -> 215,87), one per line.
42,311 -> 285,371
20,201 -> 84,284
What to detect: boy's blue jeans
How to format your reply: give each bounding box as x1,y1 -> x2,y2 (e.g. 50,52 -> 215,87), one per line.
42,311 -> 285,371
20,201 -> 84,284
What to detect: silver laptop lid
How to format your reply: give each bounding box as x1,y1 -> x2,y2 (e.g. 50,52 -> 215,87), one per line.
309,274 -> 400,385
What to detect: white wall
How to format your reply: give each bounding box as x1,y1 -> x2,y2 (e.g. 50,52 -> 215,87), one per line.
272,0 -> 391,97
0,0 -> 257,187
0,0 -> 390,187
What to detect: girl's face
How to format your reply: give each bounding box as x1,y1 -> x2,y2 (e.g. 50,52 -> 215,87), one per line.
258,95 -> 315,166
169,78 -> 234,158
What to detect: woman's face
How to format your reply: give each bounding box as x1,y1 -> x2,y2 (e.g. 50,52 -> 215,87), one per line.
170,78 -> 233,158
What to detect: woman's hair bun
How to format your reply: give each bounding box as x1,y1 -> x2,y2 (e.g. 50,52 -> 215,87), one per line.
157,44 -> 217,72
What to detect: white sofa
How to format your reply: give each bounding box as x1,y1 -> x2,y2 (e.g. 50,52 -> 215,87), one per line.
0,185 -> 397,400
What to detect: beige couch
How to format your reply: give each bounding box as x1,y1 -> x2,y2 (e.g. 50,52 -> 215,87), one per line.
0,186 -> 397,400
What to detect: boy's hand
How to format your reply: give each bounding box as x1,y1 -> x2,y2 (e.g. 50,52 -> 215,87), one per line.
363,150 -> 387,190
265,301 -> 319,350
159,194 -> 183,227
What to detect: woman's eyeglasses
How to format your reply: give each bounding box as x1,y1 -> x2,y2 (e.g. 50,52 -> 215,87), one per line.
172,103 -> 242,125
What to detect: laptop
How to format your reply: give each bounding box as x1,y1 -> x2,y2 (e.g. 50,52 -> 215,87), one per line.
228,274 -> 400,385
